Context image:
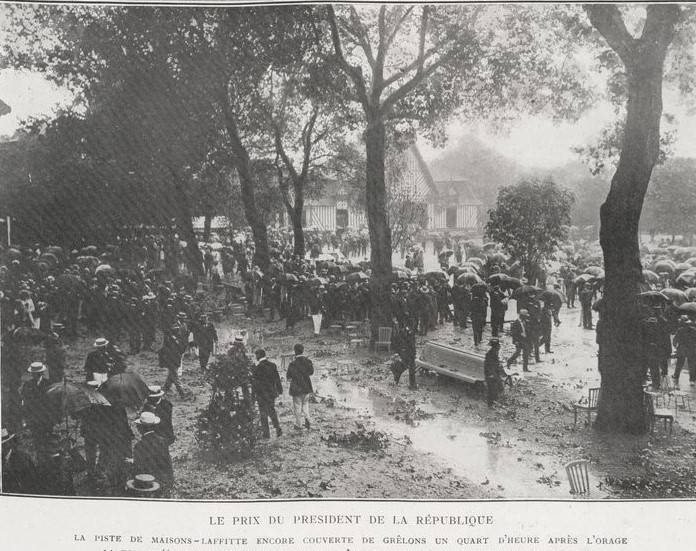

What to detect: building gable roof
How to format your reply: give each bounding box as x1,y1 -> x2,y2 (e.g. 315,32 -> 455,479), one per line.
434,179 -> 483,206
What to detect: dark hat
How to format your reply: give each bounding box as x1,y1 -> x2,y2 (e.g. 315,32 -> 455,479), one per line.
254,348 -> 266,360
489,338 -> 500,346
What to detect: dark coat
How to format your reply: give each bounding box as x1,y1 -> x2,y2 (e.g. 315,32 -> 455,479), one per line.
2,448 -> 37,494
252,359 -> 283,404
20,377 -> 53,428
133,431 -> 173,484
142,398 -> 175,445
286,356 -> 314,396
510,319 -> 532,345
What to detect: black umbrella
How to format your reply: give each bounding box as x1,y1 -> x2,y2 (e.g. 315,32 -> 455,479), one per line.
678,302 -> 696,313
100,371 -> 149,408
510,285 -> 541,300
45,381 -> 110,421
457,273 -> 482,285
345,271 -> 369,283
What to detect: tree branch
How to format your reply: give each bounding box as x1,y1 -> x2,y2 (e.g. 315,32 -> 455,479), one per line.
584,4 -> 636,65
326,5 -> 370,109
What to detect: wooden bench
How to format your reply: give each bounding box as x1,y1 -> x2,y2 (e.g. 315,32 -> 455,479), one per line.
415,341 -> 487,391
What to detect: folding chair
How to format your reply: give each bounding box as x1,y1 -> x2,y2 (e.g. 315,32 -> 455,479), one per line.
644,390 -> 674,435
375,327 -> 393,353
573,387 -> 602,426
564,459 -> 591,496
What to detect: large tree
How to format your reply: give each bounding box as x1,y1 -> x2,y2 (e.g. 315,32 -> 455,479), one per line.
326,4 -> 593,336
584,4 -> 682,433
485,178 -> 574,281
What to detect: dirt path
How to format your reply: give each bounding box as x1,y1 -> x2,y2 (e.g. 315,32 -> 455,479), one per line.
58,302 -> 696,500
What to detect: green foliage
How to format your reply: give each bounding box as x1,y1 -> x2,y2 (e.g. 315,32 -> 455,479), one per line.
644,157 -> 696,239
485,177 -> 574,271
197,342 -> 257,458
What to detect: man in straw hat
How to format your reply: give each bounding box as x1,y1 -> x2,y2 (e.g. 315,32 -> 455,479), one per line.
20,362 -> 54,457
141,386 -> 174,446
2,428 -> 37,494
131,411 -> 173,497
251,349 -> 283,438
84,337 -> 125,382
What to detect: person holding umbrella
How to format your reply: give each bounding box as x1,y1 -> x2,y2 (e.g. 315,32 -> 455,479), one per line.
78,380 -> 111,480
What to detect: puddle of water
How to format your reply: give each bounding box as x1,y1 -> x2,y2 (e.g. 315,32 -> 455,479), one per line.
314,376 -> 575,499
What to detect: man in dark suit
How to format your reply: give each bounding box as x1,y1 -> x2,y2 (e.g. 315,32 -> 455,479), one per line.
141,385 -> 175,446
1,429 -> 37,494
286,343 -> 315,430
507,310 -> 533,372
252,349 -> 283,438
131,411 -> 173,497
84,338 -> 126,381
20,362 -> 54,458
193,314 -> 218,371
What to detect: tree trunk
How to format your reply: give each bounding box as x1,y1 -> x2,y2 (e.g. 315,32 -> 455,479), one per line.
364,111 -> 393,339
203,212 -> 212,243
591,5 -> 680,433
172,177 -> 204,277
290,200 -> 305,257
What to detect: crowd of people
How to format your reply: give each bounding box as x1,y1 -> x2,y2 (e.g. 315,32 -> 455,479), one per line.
4,229 -> 696,495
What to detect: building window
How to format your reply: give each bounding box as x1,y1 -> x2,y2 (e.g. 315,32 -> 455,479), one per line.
446,206 -> 457,229
336,209 -> 348,229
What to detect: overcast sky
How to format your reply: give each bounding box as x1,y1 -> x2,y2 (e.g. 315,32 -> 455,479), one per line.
3,67 -> 696,170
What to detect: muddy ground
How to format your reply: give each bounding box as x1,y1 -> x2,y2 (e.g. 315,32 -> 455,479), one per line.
37,302 -> 696,500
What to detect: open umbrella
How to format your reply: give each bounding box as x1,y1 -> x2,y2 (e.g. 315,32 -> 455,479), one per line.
642,270 -> 660,284
470,282 -> 489,296
461,262 -> 481,273
391,270 -> 408,281
640,291 -> 669,305
45,381 -> 111,421
511,285 -> 542,300
95,264 -> 115,275
574,273 -> 594,286
583,265 -> 603,276
482,242 -> 497,251
653,260 -> 676,273
426,270 -> 448,281
100,371 -> 149,408
438,249 -> 454,258
685,288 -> 696,301
540,289 -> 564,304
308,277 -> 328,288
487,253 -> 508,266
675,272 -> 696,289
678,302 -> 696,314
345,271 -> 369,283
467,258 -> 485,269
660,288 -> 688,306
457,273 -> 483,285
283,273 -> 299,282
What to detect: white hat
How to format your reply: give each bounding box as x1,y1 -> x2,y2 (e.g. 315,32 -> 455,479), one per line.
1,428 -> 14,444
134,412 -> 160,426
126,474 -> 161,493
27,362 -> 47,374
147,385 -> 164,399
94,338 -> 109,347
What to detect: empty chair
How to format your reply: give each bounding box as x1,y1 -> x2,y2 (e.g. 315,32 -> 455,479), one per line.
375,327 -> 393,353
644,390 -> 674,435
564,460 -> 591,496
573,387 -> 602,426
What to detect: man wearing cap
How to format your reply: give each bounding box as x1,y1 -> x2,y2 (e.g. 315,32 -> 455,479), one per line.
142,386 -> 175,446
20,362 -> 54,456
484,339 -> 506,406
2,428 -> 37,493
252,349 -> 283,438
287,343 -> 315,429
507,310 -> 533,372
132,412 -> 174,496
